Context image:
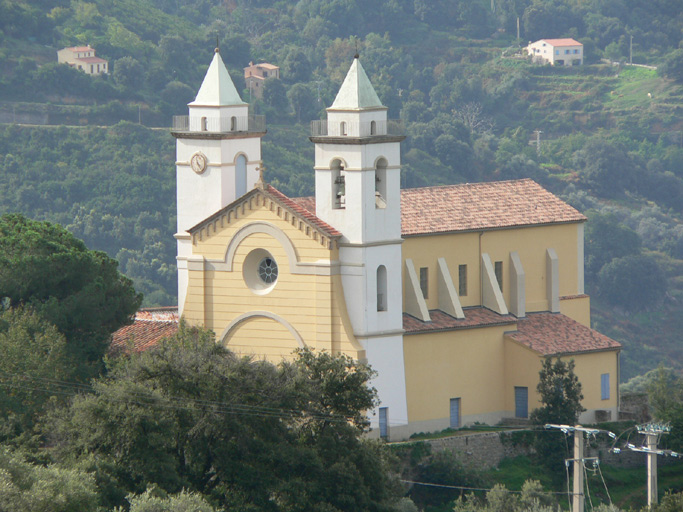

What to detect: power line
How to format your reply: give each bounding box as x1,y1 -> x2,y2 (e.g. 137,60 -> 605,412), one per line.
0,371 -> 359,424
400,479 -> 571,496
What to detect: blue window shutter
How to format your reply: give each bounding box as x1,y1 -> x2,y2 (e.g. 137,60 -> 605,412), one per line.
601,374 -> 610,400
379,407 -> 389,439
450,398 -> 461,428
515,387 -> 528,418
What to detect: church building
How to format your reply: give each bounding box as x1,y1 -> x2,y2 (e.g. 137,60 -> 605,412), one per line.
115,49 -> 621,440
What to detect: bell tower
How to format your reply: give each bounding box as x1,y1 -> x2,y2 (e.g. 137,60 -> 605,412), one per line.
310,55 -> 408,433
173,48 -> 266,314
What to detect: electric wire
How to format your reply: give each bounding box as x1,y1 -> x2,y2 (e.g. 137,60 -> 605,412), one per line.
400,479 -> 571,496
0,371 -> 357,424
596,461 -> 613,506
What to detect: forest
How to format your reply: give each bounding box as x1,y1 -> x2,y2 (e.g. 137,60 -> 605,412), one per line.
0,0 -> 681,382
1,0 -> 683,510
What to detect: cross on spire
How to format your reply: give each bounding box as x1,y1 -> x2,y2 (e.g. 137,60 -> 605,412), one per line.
256,161 -> 266,188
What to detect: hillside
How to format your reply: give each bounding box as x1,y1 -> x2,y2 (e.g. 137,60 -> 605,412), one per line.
0,0 -> 682,382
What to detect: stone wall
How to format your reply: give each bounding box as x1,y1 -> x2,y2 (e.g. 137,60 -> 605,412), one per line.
398,427 -> 681,471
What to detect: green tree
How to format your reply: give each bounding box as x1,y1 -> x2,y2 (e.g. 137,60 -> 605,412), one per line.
117,488 -> 219,512
597,253 -> 666,311
529,358 -> 584,482
0,446 -> 99,512
262,77 -> 289,112
647,366 -> 683,451
113,56 -> 145,90
659,48 -> 683,83
584,213 -> 642,279
287,82 -> 317,122
47,324 -> 398,511
0,307 -> 69,440
0,214 -> 142,380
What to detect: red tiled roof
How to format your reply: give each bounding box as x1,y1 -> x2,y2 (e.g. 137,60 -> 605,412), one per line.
401,179 -> 585,235
506,312 -> 621,356
265,185 -> 342,237
111,308 -> 179,354
540,38 -> 582,47
188,184 -> 341,239
66,46 -> 93,52
291,179 -> 585,237
404,307 -> 517,334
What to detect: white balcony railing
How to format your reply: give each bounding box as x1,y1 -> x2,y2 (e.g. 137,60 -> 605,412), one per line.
310,119 -> 404,137
172,115 -> 265,133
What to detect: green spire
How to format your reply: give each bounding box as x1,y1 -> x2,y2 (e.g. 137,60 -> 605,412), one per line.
190,49 -> 246,107
329,56 -> 384,110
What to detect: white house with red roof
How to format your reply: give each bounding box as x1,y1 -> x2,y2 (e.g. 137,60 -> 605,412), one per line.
527,38 -> 583,66
57,45 -> 108,75
115,49 -> 620,440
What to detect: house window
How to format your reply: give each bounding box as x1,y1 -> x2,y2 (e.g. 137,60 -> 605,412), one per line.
340,121 -> 347,136
494,261 -> 503,292
515,387 -> 528,418
370,120 -> 377,135
419,267 -> 428,299
450,398 -> 461,428
230,116 -> 237,131
601,373 -> 610,400
201,117 -> 207,131
377,265 -> 387,311
379,407 -> 389,439
458,264 -> 467,296
555,50 -> 559,55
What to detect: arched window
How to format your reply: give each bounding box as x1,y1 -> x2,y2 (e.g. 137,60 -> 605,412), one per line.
340,121 -> 347,136
331,159 -> 345,209
201,117 -> 207,131
230,116 -> 237,131
377,265 -> 387,311
236,155 -> 247,197
375,157 -> 387,209
370,120 -> 377,135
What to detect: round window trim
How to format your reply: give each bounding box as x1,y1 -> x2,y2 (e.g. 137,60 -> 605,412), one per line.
243,249 -> 279,295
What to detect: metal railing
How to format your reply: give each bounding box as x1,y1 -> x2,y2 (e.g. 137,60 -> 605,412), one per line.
172,114 -> 265,133
310,119 -> 404,137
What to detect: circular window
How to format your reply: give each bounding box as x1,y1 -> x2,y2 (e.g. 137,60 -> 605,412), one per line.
258,257 -> 278,284
243,249 -> 279,295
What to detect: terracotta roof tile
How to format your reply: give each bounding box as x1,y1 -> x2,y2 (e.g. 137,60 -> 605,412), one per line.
404,307 -> 517,334
265,185 -> 342,237
540,38 -> 582,47
291,179 -> 585,236
111,308 -> 179,354
188,185 -> 341,239
506,312 -> 621,356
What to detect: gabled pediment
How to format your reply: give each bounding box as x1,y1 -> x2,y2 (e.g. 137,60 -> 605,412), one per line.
187,184 -> 341,249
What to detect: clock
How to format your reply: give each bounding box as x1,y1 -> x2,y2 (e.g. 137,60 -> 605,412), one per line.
190,152 -> 208,174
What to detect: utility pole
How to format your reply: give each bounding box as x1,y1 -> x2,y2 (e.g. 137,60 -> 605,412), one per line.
545,424 -> 606,512
573,430 -> 585,512
630,36 -> 633,65
534,130 -> 542,155
637,423 -> 670,507
517,17 -> 520,43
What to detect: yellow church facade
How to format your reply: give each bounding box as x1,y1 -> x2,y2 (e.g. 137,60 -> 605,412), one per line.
162,50 -> 621,440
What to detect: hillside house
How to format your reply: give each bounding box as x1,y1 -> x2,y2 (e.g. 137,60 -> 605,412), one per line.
57,45 -> 108,75
527,39 -> 583,66
244,61 -> 280,99
115,50 -> 620,441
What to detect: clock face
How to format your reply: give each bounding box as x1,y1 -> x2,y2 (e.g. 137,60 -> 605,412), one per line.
190,152 -> 208,174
